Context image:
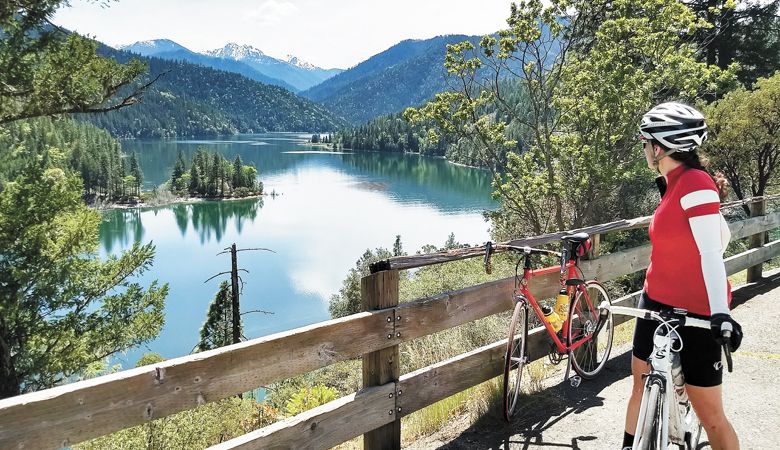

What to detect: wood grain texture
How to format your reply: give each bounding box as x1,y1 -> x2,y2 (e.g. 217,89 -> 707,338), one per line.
208,384 -> 395,450
0,312 -> 393,450
747,200 -> 768,282
361,270 -> 401,450
729,210 -> 780,240
725,239 -> 780,275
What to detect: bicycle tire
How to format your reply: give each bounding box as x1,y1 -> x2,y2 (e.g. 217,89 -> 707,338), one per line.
503,300 -> 528,421
635,382 -> 663,450
684,403 -> 703,450
568,280 -> 613,379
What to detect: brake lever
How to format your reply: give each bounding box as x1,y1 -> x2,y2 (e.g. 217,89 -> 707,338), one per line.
722,329 -> 734,373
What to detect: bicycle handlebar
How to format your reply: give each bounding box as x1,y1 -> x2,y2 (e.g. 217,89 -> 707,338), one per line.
483,241 -> 563,275
493,243 -> 562,257
599,302 -> 734,373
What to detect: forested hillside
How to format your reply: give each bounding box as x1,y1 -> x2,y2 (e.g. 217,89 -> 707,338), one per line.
0,117 -> 138,199
79,47 -> 347,138
335,79 -> 530,168
301,35 -> 480,124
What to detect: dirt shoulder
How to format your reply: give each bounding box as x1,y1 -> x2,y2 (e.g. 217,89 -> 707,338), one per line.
405,271 -> 780,450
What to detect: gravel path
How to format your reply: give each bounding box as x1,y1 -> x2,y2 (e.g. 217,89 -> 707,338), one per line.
405,272 -> 780,450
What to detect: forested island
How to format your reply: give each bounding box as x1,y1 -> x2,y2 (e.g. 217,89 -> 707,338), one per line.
169,149 -> 262,199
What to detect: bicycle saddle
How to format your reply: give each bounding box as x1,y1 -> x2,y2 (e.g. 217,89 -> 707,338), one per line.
561,232 -> 589,243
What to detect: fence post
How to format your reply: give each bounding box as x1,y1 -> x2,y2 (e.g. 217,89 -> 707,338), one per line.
747,198 -> 767,283
361,269 -> 400,450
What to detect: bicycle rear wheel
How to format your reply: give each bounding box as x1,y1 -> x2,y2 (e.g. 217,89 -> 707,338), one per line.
503,300 -> 528,421
635,382 -> 663,450
568,280 -> 613,379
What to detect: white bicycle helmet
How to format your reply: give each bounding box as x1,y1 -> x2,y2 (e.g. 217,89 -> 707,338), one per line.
639,102 -> 707,152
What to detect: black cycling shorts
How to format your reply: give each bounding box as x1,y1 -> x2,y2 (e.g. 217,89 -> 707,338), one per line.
632,291 -> 723,387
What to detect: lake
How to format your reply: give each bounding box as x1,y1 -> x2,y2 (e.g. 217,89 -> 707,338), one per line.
100,133 -> 497,367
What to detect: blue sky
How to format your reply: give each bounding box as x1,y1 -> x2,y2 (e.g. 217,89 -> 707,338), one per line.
54,0 -> 512,69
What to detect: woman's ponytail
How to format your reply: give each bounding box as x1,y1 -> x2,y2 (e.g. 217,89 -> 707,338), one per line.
669,150 -> 729,201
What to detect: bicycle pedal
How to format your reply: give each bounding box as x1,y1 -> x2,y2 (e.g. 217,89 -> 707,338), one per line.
569,375 -> 582,388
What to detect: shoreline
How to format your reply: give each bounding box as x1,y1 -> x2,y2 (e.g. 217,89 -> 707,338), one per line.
94,193 -> 265,211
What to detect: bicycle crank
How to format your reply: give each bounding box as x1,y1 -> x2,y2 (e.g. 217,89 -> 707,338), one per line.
548,343 -> 564,365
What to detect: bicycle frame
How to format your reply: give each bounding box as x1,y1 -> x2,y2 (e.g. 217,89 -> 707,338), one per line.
513,255 -> 595,355
604,304 -> 720,450
633,331 -> 686,448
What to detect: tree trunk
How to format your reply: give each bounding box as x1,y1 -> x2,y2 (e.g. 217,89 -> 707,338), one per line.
230,243 -> 240,344
0,322 -> 20,400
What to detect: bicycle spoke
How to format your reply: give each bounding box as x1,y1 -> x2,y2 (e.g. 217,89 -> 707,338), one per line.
568,281 -> 613,379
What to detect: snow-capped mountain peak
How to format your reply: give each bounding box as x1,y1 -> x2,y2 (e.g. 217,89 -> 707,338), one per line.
206,43 -> 266,61
284,54 -> 317,70
119,39 -> 190,56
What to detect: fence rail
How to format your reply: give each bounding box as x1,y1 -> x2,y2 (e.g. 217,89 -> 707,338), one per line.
1,203 -> 778,450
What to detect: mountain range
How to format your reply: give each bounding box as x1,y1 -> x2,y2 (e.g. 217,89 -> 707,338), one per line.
118,35 -> 487,125
120,39 -> 342,92
300,35 -> 482,124
83,44 -> 346,138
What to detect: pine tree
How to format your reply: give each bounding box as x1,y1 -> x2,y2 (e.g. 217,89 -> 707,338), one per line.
232,155 -> 243,189
129,153 -> 143,196
196,281 -> 234,352
171,150 -> 186,192
188,163 -> 200,196
392,235 -> 404,256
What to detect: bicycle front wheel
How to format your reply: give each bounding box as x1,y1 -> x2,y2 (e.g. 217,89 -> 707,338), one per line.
684,403 -> 703,450
568,280 -> 613,379
635,382 -> 663,450
503,300 -> 528,421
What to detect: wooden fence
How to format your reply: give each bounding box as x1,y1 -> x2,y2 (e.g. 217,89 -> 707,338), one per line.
1,199 -> 778,450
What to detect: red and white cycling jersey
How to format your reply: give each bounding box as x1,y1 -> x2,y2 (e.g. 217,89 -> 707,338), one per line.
644,164 -> 731,317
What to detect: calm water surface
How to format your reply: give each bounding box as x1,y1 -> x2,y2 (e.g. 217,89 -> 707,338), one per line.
101,134 -> 497,367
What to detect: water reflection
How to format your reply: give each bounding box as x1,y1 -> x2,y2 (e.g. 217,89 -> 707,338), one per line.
123,134 -> 495,214
189,199 -> 262,243
101,134 -> 497,364
101,198 -> 264,250
100,209 -> 145,253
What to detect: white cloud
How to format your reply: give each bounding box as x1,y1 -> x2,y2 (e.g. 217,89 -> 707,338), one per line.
243,0 -> 299,26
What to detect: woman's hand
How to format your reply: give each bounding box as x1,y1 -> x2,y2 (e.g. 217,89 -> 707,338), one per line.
710,313 -> 743,352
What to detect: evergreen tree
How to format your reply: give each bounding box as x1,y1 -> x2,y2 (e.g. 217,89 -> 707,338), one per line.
171,150 -> 187,193
196,282 -> 234,352
232,155 -> 243,189
392,235 -> 404,257
0,1 -> 148,124
0,160 -> 167,398
685,0 -> 780,86
129,153 -> 143,196
208,153 -> 221,196
188,163 -> 200,196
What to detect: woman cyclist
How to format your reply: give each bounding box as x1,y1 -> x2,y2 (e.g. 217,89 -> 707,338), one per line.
622,102 -> 743,450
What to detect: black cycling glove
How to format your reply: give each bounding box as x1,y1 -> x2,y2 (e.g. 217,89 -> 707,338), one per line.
710,313 -> 743,352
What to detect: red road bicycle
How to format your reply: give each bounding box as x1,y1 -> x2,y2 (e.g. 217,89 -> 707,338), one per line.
484,232 -> 614,421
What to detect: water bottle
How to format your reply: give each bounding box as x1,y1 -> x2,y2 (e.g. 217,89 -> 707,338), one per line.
542,305 -> 563,332
554,288 -> 569,319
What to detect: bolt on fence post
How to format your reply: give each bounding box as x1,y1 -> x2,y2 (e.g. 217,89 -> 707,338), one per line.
361,268 -> 400,450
